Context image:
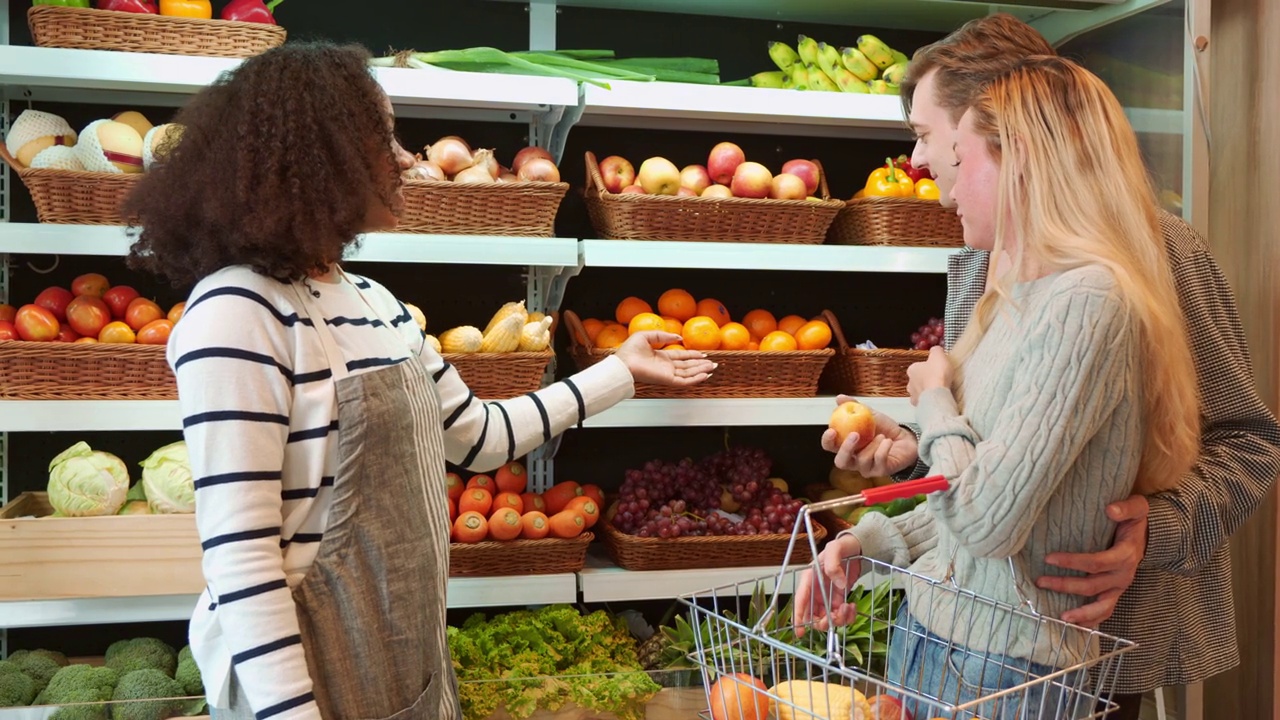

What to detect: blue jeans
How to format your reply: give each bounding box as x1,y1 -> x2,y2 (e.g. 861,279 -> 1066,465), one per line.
882,604 -> 1092,720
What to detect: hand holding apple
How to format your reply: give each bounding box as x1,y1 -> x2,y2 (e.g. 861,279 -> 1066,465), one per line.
822,397 -> 919,477
828,400 -> 876,452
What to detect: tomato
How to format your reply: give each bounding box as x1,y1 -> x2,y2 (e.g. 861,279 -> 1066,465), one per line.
34,287 -> 74,322
0,304 -> 15,324
71,273 -> 110,298
66,295 -> 112,339
102,285 -> 141,319
167,301 -> 186,324
15,305 -> 60,342
55,324 -> 81,343
74,336 -> 98,344
0,321 -> 17,341
136,319 -> 174,346
125,298 -> 164,332
98,321 -> 136,344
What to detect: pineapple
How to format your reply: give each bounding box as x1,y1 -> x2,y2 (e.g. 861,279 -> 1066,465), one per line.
637,613 -> 701,688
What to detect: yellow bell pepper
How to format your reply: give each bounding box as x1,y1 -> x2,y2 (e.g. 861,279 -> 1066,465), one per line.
159,0 -> 212,18
864,158 -> 914,198
914,178 -> 941,201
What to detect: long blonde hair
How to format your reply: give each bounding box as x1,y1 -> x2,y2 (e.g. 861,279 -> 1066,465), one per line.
951,56 -> 1200,494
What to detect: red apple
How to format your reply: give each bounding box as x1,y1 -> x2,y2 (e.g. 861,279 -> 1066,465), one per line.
620,184 -> 647,194
598,155 -> 636,193
0,304 -> 14,324
66,295 -> 112,339
781,159 -> 821,195
829,401 -> 876,451
125,297 -> 165,332
102,285 -> 141,319
679,164 -> 712,195
707,142 -> 746,185
56,324 -> 81,343
677,186 -> 699,197
34,286 -> 74,322
511,146 -> 554,174
0,321 -> 17,341
71,273 -> 110,298
770,173 -> 808,200
14,304 -> 59,342
730,161 -> 773,199
866,695 -> 908,720
701,184 -> 734,199
637,156 -> 681,196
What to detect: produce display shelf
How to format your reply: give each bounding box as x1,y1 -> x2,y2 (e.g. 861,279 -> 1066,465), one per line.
583,396 -> 915,428
0,224 -> 580,267
577,552 -> 800,602
0,574 -> 579,629
0,45 -> 579,113
580,239 -> 953,274
0,397 -> 914,432
580,81 -> 910,136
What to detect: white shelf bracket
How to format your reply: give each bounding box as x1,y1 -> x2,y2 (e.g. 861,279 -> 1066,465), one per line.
529,85 -> 585,166
527,437 -> 563,494
527,0 -> 557,51
1030,0 -> 1173,46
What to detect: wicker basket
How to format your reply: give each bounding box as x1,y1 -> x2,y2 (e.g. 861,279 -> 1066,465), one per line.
0,144 -> 139,225
582,151 -> 844,244
819,311 -> 926,398
562,310 -> 833,399
28,5 -> 286,58
444,351 -> 553,399
828,196 -> 964,248
449,533 -> 593,577
598,521 -> 826,571
0,340 -> 176,400
398,179 -> 569,236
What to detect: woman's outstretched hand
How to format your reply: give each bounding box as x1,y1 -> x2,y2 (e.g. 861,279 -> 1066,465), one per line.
792,534 -> 863,636
614,332 -> 716,387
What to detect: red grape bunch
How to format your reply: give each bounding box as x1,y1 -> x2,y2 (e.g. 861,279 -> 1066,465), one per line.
911,317 -> 945,350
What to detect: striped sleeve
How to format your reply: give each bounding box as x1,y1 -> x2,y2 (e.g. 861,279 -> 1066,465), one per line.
383,296 -> 634,472
170,283 -> 320,720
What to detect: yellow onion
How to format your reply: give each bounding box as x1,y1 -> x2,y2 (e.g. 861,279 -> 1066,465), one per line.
517,157 -> 561,183
512,145 -> 554,174
453,164 -> 496,183
426,136 -> 473,176
472,148 -> 500,178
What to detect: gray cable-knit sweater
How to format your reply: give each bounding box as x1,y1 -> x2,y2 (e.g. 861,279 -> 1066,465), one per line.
850,264 -> 1143,668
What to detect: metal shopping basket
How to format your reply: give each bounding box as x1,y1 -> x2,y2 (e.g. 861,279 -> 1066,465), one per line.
677,476 -> 1137,720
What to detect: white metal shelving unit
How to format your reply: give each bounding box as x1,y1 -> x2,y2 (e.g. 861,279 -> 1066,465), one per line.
580,239 -> 952,274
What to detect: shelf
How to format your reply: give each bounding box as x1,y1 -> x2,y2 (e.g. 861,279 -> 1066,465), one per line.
0,45 -> 578,115
0,574 -> 578,629
0,224 -> 580,267
580,240 -> 952,274
578,552 -> 799,603
583,397 -> 914,428
0,401 -> 183,432
579,81 -> 910,137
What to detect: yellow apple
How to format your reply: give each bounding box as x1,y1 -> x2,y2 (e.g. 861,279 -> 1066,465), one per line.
829,401 -> 876,452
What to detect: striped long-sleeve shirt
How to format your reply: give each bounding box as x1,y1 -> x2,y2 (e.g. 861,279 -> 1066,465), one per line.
169,266 -> 634,720
900,211 -> 1280,692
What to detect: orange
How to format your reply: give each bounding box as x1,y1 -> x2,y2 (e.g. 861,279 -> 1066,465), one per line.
595,324 -> 629,349
696,298 -> 731,327
628,311 -> 666,335
794,320 -> 833,350
615,296 -> 653,325
682,316 -> 722,351
747,341 -> 760,351
741,309 -> 778,340
581,318 -> 606,343
777,314 -> 807,336
663,343 -> 686,351
718,322 -> 751,350
662,316 -> 684,335
759,330 -> 798,351
657,288 -> 697,322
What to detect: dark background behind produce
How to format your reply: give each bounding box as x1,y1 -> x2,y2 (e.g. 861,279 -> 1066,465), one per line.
4,0 -> 1181,657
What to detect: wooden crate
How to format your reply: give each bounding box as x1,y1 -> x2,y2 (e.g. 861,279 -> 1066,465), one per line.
0,492 -> 203,601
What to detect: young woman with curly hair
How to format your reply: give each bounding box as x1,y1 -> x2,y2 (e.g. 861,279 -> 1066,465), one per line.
125,41 -> 713,720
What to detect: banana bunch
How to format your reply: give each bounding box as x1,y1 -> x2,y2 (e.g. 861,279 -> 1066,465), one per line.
751,34 -> 911,95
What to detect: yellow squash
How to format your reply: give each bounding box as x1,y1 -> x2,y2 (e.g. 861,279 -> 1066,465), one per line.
518,316 -> 554,352
480,312 -> 524,353
483,300 -> 528,336
769,680 -> 872,720
439,326 -> 483,353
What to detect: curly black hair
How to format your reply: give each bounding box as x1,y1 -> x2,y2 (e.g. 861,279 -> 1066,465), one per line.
125,41 -> 399,288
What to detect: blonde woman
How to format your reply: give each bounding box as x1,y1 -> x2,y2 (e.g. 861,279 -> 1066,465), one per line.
794,56 -> 1199,718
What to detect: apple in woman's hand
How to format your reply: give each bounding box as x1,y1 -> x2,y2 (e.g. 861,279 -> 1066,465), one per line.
829,401 -> 876,451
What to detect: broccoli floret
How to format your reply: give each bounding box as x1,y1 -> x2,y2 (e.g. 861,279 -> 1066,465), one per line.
11,652 -> 63,694
10,649 -> 70,668
0,662 -> 37,707
104,639 -> 177,678
176,646 -> 192,666
48,688 -> 110,720
174,657 -> 202,699
42,665 -> 120,706
110,670 -> 184,720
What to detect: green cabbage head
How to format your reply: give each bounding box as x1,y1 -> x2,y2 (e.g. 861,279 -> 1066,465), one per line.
47,442 -> 130,517
140,441 -> 195,514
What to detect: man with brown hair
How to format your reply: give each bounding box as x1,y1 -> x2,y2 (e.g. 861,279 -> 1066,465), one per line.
822,13 -> 1280,720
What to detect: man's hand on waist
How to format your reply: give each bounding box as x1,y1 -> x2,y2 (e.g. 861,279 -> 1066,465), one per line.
1035,495 -> 1149,627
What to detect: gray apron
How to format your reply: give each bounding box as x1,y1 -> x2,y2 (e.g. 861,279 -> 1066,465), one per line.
219,278 -> 458,720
